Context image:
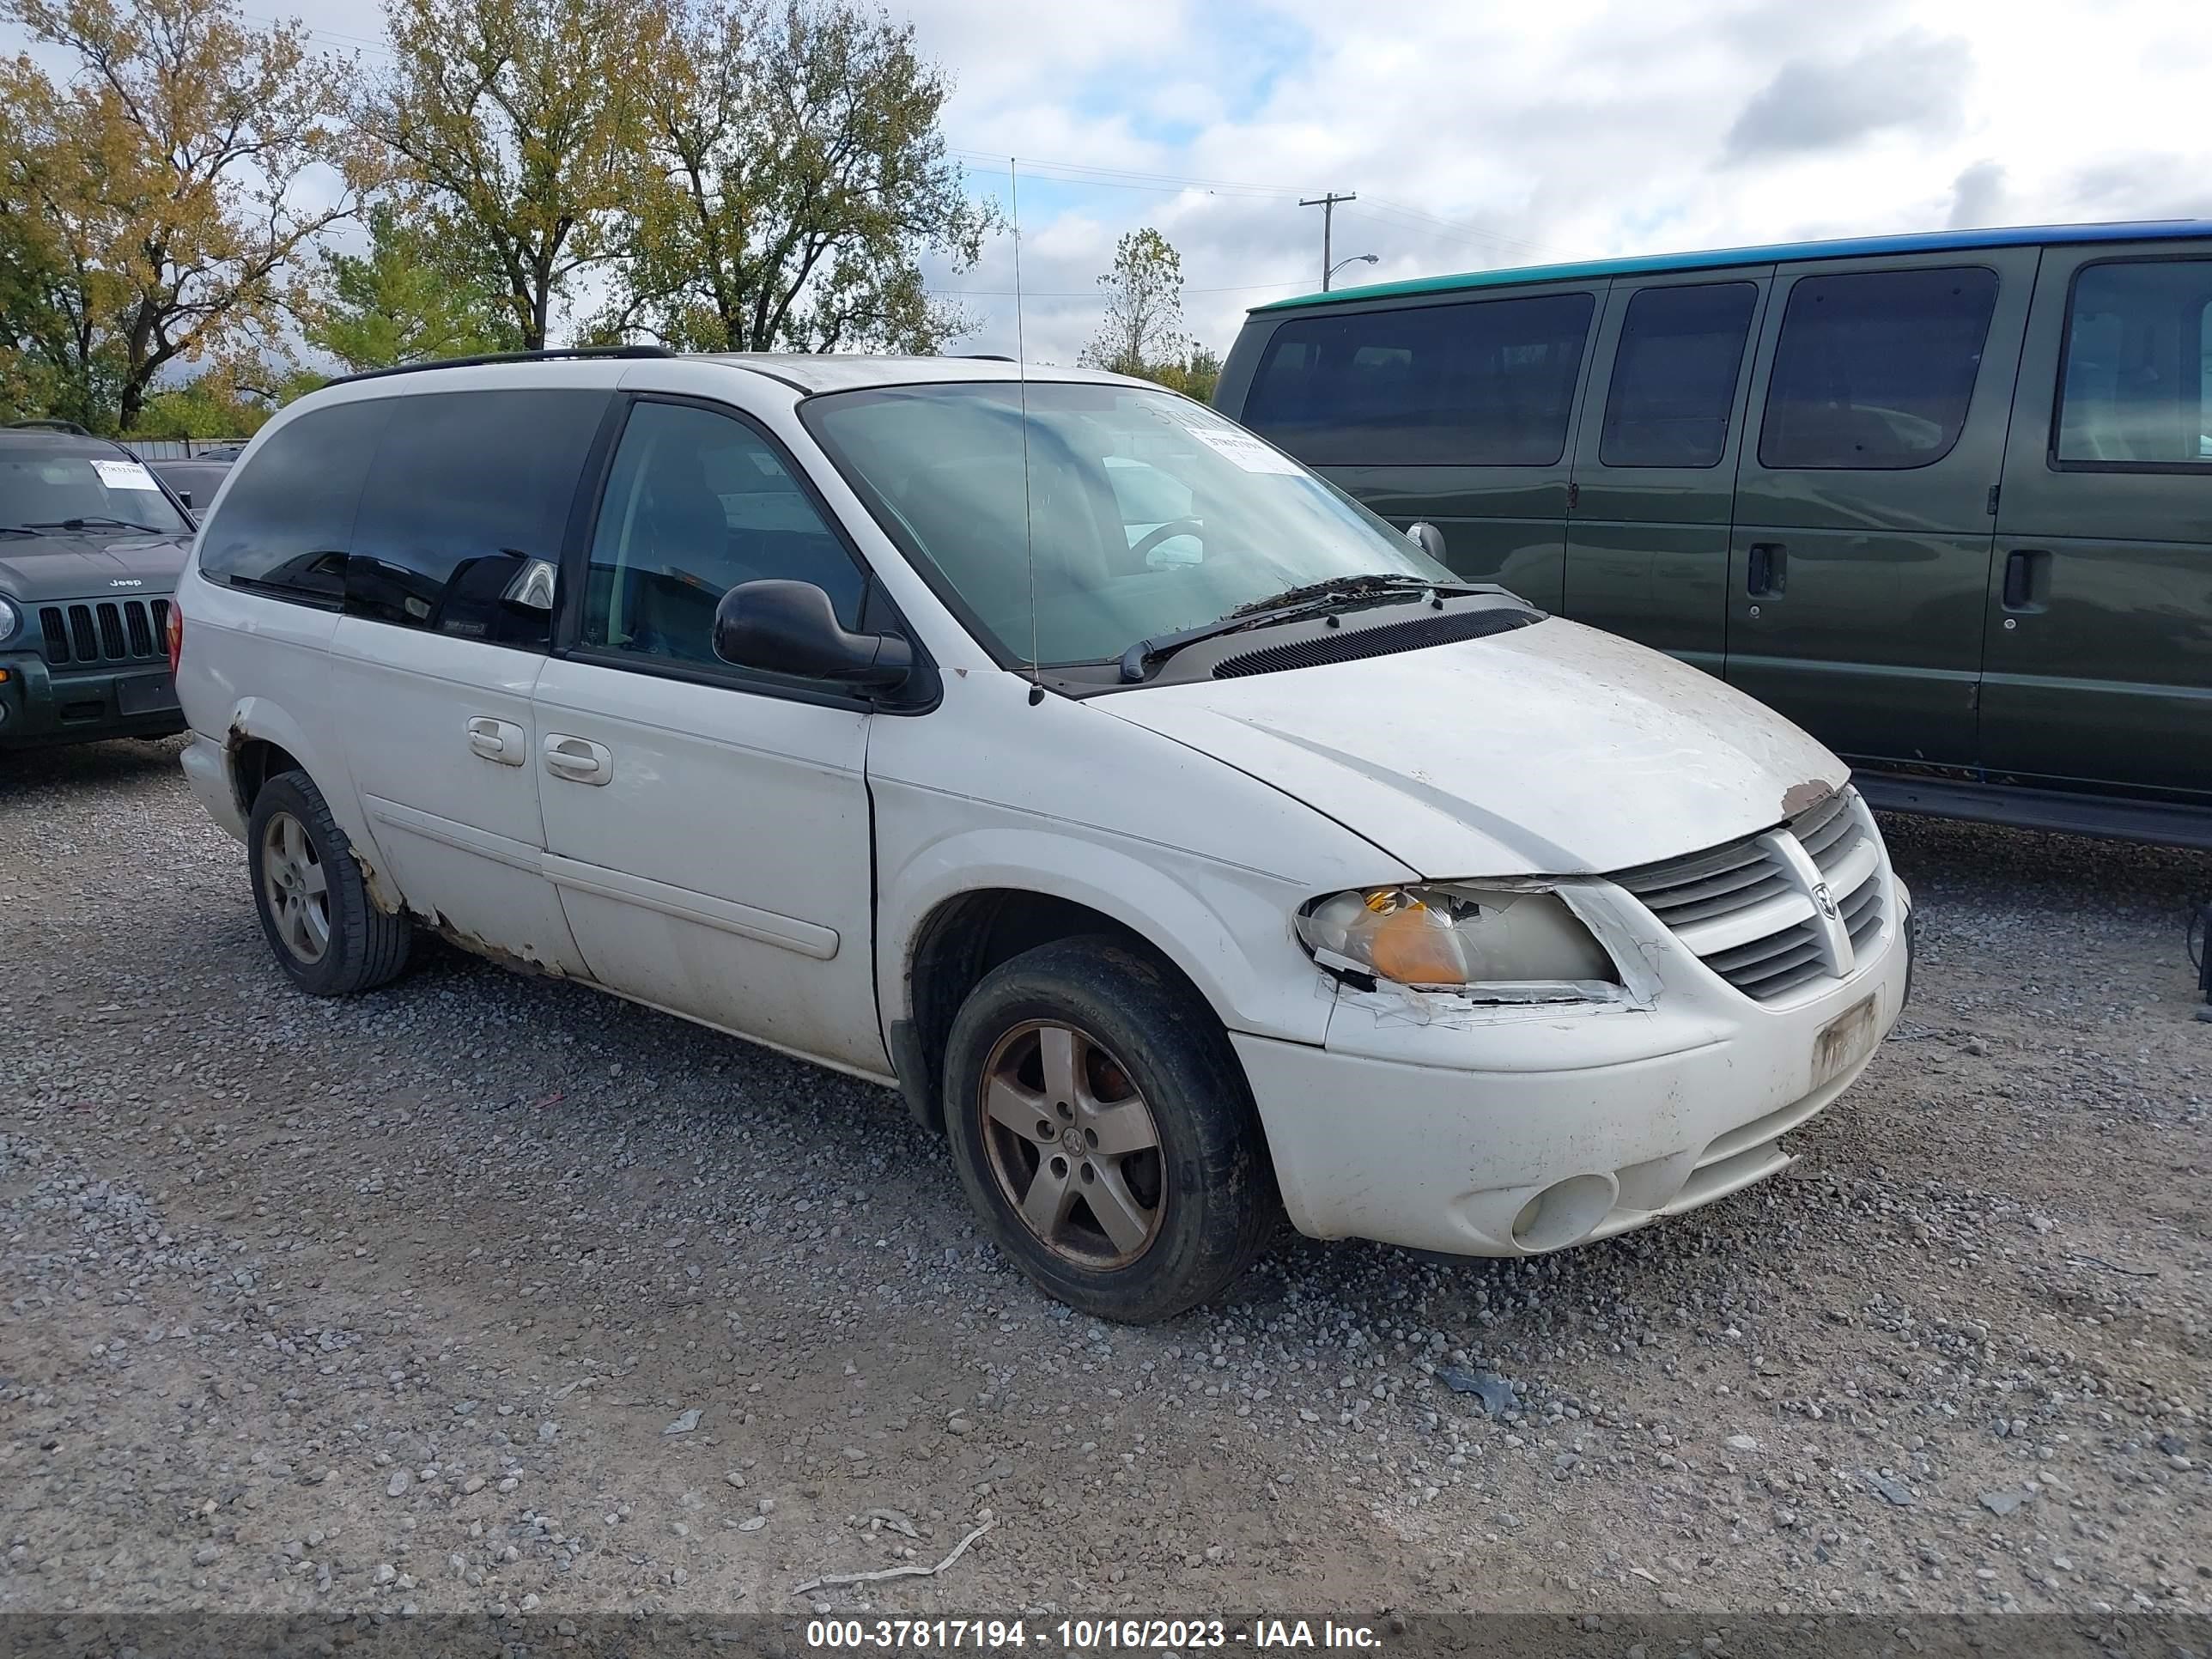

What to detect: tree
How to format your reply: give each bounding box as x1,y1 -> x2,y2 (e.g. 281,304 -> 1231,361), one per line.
302,202 -> 519,371
365,0 -> 663,351
0,0 -> 379,430
132,363 -> 278,438
1079,228 -> 1186,378
1144,344 -> 1220,404
597,0 -> 989,355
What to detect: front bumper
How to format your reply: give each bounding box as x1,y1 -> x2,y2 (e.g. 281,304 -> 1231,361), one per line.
0,651 -> 183,747
1233,878 -> 1912,1258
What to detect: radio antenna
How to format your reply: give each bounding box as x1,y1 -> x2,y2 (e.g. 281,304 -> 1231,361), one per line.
1011,155 -> 1042,703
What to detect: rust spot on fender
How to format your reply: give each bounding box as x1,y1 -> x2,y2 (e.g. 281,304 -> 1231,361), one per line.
1781,778 -> 1834,817
349,848 -> 406,916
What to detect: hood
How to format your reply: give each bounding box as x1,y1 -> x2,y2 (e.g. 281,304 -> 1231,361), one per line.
1100,616 -> 1847,878
0,532 -> 191,605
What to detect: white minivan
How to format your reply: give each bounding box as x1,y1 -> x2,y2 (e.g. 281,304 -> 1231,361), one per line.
171,350 -> 1911,1322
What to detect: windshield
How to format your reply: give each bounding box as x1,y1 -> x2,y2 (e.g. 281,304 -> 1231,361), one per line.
0,450 -> 191,535
801,380 -> 1450,668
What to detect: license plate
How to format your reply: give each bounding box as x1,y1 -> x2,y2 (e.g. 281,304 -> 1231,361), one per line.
1814,994 -> 1880,1085
116,672 -> 179,715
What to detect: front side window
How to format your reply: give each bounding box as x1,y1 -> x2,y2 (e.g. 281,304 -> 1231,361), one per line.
581,400 -> 868,669
1599,282 -> 1759,468
2054,258 -> 2212,468
1242,292 -> 1596,466
198,400 -> 392,605
802,381 -> 1449,669
346,388 -> 609,647
1758,265 -> 1998,471
0,448 -> 194,538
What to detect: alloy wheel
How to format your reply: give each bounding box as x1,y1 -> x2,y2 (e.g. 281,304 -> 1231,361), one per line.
259,809 -> 331,964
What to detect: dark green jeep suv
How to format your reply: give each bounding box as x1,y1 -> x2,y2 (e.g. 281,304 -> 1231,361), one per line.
0,422 -> 194,749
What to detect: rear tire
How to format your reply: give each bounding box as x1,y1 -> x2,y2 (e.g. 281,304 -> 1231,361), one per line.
941,936 -> 1276,1323
246,769 -> 411,996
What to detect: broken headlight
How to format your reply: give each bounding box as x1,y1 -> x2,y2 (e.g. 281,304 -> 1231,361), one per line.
1297,884 -> 1618,992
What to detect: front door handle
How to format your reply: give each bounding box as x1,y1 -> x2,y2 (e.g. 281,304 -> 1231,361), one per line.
1747,542 -> 1787,598
2002,548 -> 2049,611
543,733 -> 612,786
466,716 -> 526,766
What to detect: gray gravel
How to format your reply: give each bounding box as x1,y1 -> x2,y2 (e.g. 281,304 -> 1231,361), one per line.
2,738 -> 2206,1619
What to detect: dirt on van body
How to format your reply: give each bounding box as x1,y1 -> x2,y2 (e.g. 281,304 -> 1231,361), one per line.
3,738 -> 2207,1637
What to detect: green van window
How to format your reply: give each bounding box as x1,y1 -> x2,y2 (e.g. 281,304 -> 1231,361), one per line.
1758,266 -> 1997,471
2054,258 -> 2212,468
1599,282 -> 1759,468
1243,292 -> 1595,466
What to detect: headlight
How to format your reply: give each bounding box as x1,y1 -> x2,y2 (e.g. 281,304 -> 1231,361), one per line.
0,596 -> 19,643
1297,884 -> 1618,991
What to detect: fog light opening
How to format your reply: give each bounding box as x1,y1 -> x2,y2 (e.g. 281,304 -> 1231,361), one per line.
1510,1174 -> 1619,1253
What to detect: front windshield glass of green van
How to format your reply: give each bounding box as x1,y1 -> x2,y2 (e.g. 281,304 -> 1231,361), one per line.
801,380 -> 1449,669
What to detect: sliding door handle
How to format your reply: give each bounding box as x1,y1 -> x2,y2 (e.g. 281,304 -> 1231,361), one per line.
2002,548 -> 2048,611
1747,542 -> 1787,598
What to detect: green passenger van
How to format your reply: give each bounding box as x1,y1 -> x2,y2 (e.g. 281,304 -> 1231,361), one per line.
1217,222 -> 2212,848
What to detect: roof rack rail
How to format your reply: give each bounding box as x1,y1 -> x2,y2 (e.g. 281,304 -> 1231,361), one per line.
5,416 -> 92,434
960,354 -> 1015,362
327,344 -> 673,387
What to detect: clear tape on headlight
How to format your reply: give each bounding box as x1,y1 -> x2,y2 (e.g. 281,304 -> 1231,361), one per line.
1297,880 -> 1657,1012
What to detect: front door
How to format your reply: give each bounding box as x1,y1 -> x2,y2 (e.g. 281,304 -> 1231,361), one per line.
1725,249 -> 2039,767
533,396 -> 887,1075
1565,268 -> 1771,675
1983,242 -> 2212,799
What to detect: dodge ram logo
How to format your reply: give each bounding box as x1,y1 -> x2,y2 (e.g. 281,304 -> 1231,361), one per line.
1809,880 -> 1840,921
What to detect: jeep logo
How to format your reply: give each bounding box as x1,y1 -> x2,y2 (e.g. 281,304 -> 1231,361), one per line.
108,578 -> 143,587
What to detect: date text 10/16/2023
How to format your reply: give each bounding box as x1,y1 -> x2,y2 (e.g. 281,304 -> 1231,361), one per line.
805,1619 -> 1387,1651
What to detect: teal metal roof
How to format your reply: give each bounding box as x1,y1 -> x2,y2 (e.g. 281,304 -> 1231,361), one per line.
1251,220 -> 2212,313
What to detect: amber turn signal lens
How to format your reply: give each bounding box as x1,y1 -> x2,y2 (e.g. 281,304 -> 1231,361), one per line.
1366,904 -> 1466,985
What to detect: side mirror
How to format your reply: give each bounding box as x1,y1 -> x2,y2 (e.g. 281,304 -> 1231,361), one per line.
713,579 -> 912,690
1406,520 -> 1448,562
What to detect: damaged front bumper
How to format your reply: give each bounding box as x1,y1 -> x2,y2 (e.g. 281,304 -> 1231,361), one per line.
1233,871 -> 1911,1258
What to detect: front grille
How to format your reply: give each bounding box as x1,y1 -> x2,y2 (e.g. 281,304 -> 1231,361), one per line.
1612,787 -> 1887,1004
34,599 -> 170,669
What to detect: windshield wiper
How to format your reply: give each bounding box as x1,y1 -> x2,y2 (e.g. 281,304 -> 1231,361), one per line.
0,524 -> 44,538
1118,576 -> 1462,684
27,516 -> 170,535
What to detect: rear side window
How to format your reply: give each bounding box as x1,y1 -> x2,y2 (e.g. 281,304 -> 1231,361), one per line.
1243,292 -> 1595,465
1758,266 -> 1998,470
1599,282 -> 1759,468
2054,258 -> 2212,468
198,401 -> 392,605
346,388 -> 610,647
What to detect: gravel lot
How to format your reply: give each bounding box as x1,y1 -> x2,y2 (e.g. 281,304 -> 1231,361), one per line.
3,737 -> 2207,1625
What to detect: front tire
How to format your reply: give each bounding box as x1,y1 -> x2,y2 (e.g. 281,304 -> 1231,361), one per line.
246,769 -> 412,996
941,936 -> 1275,1323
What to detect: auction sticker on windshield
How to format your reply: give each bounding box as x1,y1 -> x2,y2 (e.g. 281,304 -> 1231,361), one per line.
1187,427 -> 1304,474
90,459 -> 161,491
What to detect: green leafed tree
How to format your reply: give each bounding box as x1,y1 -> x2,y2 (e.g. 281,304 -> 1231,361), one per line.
364,0 -> 661,350
595,0 -> 990,354
1079,228 -> 1187,378
0,0 -> 380,430
301,202 -> 520,372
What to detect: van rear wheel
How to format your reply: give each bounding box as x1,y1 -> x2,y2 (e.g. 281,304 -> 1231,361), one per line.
246,770 -> 411,997
941,936 -> 1274,1323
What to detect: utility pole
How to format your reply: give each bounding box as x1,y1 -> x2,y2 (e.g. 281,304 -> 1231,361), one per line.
1300,192 -> 1357,289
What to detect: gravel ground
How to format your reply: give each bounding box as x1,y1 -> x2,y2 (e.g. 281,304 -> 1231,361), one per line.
3,738 -> 2207,1624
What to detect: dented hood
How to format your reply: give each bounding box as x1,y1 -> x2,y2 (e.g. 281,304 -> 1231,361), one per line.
1101,616 -> 1848,878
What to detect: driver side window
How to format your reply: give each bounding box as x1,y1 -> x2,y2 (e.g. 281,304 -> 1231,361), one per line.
582,400 -> 868,666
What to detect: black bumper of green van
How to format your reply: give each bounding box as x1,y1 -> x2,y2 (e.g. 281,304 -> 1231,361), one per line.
0,651 -> 185,748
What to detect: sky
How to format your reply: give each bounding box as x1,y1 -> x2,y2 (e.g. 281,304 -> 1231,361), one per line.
9,0 -> 2212,367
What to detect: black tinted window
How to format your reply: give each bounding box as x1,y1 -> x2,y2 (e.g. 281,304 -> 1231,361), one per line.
582,400 -> 867,670
1600,282 -> 1758,468
1243,292 -> 1595,465
1759,266 -> 1998,470
198,401 -> 391,605
346,388 -> 609,647
2055,258 -> 2212,467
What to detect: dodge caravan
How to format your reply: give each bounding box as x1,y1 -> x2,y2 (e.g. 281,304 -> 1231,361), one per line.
173,350 -> 1911,1321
